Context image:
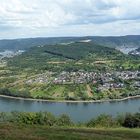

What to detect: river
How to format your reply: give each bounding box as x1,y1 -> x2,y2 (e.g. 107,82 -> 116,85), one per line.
0,96 -> 140,122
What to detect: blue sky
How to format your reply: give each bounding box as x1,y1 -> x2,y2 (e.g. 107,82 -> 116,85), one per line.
0,0 -> 140,39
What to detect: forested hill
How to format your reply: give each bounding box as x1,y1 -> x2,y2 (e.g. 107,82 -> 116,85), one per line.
42,42 -> 123,60
8,42 -> 125,70
11,41 -> 124,60
0,35 -> 140,51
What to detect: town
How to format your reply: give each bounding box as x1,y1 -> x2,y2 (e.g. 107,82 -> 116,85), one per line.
25,70 -> 140,92
0,50 -> 25,60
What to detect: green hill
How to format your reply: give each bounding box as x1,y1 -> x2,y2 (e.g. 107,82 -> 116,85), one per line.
8,42 -> 125,69
42,42 -> 123,60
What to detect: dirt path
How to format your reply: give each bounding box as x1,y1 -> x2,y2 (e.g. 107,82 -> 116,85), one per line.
86,84 -> 93,97
47,61 -> 66,64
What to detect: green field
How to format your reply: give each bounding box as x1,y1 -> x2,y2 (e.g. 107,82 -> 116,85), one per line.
0,123 -> 140,140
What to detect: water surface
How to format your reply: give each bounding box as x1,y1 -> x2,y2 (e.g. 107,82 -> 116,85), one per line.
0,97 -> 139,122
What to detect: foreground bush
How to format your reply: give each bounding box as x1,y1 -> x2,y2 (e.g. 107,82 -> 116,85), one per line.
0,112 -> 140,128
86,114 -> 118,127
123,113 -> 140,128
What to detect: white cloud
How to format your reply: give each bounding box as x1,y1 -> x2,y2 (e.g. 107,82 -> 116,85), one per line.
0,0 -> 140,38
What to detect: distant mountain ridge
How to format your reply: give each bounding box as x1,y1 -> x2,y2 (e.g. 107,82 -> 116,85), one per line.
88,35 -> 140,48
0,35 -> 140,51
0,37 -> 80,51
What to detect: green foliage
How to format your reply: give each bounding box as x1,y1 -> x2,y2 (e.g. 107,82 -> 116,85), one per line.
0,111 -> 140,128
123,113 -> 140,128
56,114 -> 73,126
7,42 -> 125,70
87,114 -> 118,128
0,88 -> 31,98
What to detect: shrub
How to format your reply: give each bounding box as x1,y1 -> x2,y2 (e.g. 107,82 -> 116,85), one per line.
56,114 -> 73,126
123,113 -> 140,128
87,114 -> 118,128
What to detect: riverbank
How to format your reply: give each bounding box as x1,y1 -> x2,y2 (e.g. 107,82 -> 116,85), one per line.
0,94 -> 140,103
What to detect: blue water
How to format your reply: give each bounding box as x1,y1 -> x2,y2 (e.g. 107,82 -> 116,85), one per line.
0,97 -> 139,122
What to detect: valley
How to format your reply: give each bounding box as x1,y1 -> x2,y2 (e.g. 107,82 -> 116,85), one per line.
0,1 -> 140,139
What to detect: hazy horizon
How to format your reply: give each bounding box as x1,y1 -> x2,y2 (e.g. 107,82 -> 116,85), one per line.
0,34 -> 140,40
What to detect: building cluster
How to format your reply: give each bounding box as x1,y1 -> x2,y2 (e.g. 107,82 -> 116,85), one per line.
53,71 -> 97,84
0,50 -> 24,60
53,71 -> 139,83
26,73 -> 52,84
25,70 -> 140,91
116,71 -> 140,80
129,49 -> 140,56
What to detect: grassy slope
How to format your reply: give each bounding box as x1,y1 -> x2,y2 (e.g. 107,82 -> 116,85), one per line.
0,123 -> 140,140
